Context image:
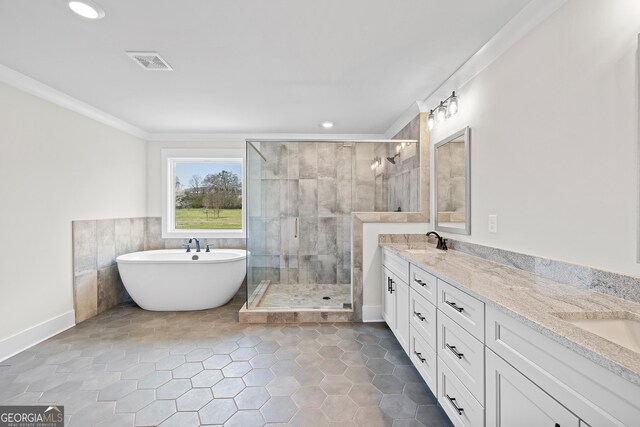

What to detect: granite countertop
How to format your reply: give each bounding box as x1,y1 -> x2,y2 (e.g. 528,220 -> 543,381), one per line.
380,243 -> 640,386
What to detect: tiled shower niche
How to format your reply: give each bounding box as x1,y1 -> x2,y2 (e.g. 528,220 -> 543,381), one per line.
246,140 -> 420,310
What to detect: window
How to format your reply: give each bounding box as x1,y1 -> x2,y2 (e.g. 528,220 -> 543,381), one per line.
162,149 -> 245,238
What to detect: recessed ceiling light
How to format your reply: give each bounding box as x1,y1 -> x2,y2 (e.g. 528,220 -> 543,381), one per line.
321,121 -> 334,129
68,1 -> 105,20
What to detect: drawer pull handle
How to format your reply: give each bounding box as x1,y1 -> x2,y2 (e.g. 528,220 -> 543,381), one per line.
387,277 -> 391,292
414,351 -> 426,363
414,312 -> 425,321
445,300 -> 464,312
446,343 -> 464,359
446,394 -> 464,415
415,279 -> 426,287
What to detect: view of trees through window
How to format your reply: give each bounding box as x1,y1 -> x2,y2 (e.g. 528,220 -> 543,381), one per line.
174,161 -> 242,230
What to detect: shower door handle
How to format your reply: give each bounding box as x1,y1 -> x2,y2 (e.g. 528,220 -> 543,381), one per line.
294,217 -> 298,238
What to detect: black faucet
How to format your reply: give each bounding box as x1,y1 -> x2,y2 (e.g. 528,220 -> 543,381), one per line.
426,231 -> 448,251
189,238 -> 201,253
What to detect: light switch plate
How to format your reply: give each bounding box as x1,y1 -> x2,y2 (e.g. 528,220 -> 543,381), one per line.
488,215 -> 498,233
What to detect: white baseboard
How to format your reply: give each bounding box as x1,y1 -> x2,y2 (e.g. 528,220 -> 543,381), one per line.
0,311 -> 76,363
362,305 -> 383,323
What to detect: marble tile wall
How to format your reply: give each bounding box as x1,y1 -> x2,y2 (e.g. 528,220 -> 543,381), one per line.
378,233 -> 640,304
247,142 -> 354,288
72,218 -> 144,323
73,217 -> 245,323
247,113 -> 432,321
247,140 -> 421,292
374,116 -> 421,213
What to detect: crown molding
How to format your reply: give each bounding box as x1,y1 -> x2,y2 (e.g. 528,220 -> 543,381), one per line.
384,0 -> 568,138
2,0 -> 569,144
145,132 -> 387,142
0,64 -> 387,143
384,101 -> 423,139
0,64 -> 149,139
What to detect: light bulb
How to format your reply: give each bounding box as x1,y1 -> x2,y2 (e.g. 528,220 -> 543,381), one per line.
427,111 -> 435,131
436,102 -> 447,122
447,91 -> 459,117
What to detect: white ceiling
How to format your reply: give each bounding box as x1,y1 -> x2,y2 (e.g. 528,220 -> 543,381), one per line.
0,0 -> 531,135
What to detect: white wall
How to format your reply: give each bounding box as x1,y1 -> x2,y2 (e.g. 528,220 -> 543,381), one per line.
362,222 -> 430,322
0,82 -> 147,350
428,0 -> 640,277
146,140 -> 245,217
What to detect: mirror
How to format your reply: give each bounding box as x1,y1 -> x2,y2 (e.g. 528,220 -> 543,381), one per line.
434,127 -> 470,235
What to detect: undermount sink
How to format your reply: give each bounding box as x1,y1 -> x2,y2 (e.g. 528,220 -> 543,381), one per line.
405,249 -> 429,254
560,314 -> 640,353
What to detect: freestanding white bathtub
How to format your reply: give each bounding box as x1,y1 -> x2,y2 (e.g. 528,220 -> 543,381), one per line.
116,249 -> 247,311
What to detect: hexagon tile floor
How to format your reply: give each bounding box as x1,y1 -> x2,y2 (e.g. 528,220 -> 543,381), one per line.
0,299 -> 453,427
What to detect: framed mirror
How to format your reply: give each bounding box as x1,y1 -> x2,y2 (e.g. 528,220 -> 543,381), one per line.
434,127 -> 470,235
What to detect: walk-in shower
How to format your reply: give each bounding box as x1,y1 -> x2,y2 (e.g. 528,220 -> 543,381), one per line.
245,139 -> 419,311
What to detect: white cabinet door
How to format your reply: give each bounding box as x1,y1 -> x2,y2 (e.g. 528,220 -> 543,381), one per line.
395,278 -> 410,353
486,349 -> 579,427
382,268 -> 396,331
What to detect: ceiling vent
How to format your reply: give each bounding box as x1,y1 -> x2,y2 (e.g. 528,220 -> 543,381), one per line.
126,51 -> 173,71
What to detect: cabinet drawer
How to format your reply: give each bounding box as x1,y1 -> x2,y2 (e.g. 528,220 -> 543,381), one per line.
410,289 -> 436,348
438,279 -> 485,341
438,311 -> 484,404
486,349 -> 579,427
438,357 -> 484,427
409,263 -> 437,306
382,248 -> 409,284
410,326 -> 437,394
486,307 -> 640,427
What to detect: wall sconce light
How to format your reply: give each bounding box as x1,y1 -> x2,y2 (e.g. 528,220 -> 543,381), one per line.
427,91 -> 459,131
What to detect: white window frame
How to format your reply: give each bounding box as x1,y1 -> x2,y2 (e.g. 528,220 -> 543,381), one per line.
161,148 -> 246,239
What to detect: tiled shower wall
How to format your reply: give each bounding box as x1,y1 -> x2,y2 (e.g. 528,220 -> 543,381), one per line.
248,142 -> 356,287
373,141 -> 420,212
247,141 -> 420,289
72,217 -> 245,323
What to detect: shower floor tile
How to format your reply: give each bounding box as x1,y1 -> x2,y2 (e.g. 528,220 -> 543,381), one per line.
256,283 -> 351,309
0,298 -> 452,427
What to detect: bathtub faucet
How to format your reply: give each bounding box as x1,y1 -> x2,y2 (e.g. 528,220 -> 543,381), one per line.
188,238 -> 201,252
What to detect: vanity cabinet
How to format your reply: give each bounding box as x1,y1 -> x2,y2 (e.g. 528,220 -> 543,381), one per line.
380,247 -> 640,427
486,306 -> 640,427
382,249 -> 410,353
486,349 -> 579,427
